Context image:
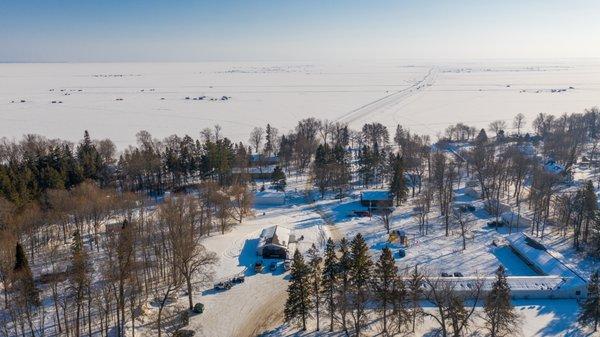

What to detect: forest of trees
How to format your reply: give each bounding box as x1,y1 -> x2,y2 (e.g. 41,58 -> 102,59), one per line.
1,106 -> 600,336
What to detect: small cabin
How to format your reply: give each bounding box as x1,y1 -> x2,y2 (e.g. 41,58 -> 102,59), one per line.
360,190 -> 393,210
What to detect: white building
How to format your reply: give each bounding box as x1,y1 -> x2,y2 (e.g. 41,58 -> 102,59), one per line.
506,233 -> 587,299
501,211 -> 532,228
254,190 -> 285,205
423,233 -> 587,300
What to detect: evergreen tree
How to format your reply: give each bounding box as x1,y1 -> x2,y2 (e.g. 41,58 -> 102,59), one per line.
313,144 -> 330,198
271,165 -> 287,191
264,124 -> 275,156
371,247 -> 397,334
484,266 -> 520,337
475,128 -> 488,144
70,230 -> 90,337
338,237 -> 352,333
391,271 -> 409,334
358,145 -> 374,187
76,130 -> 103,180
284,249 -> 313,330
307,244 -> 322,331
582,180 -> 598,244
12,242 -> 39,307
389,153 -> 408,207
408,265 -> 424,332
579,270 -> 600,332
331,145 -> 351,197
320,238 -> 338,332
349,233 -> 373,336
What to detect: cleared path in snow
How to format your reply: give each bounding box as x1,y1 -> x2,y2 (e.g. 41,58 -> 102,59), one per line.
335,67 -> 437,125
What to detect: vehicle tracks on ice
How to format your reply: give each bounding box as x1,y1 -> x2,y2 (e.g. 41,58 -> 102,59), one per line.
334,67 -> 437,125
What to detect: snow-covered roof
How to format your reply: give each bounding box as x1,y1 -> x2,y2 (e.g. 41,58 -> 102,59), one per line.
507,233 -> 586,289
255,190 -> 285,198
360,190 -> 391,201
233,165 -> 277,174
260,225 -> 291,247
428,275 -> 566,292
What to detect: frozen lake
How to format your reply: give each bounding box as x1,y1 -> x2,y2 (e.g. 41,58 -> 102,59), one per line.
1,60 -> 599,148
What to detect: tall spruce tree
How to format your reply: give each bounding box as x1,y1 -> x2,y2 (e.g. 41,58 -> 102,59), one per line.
321,238 -> 338,332
484,266 -> 520,337
408,265 -> 424,332
313,144 -> 330,198
70,230 -> 90,337
307,244 -> 323,331
391,271 -> 409,334
358,145 -> 374,187
338,237 -> 352,333
579,270 -> 600,332
284,249 -> 313,331
372,247 -> 397,334
76,130 -> 103,181
12,242 -> 39,307
271,165 -> 287,191
349,233 -> 373,336
389,153 -> 408,207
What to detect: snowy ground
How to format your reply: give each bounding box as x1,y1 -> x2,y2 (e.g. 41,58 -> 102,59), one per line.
2,60 -> 600,148
149,177 -> 332,337
154,174 -> 596,337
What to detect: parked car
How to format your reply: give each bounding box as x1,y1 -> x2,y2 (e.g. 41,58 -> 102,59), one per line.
453,272 -> 464,277
459,204 -> 476,212
283,259 -> 291,271
231,275 -> 245,284
214,281 -> 232,291
352,210 -> 371,217
487,220 -> 506,228
269,261 -> 278,271
254,261 -> 264,272
441,272 -> 452,277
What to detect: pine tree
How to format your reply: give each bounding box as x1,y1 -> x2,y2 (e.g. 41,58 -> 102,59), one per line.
76,130 -> 103,180
338,237 -> 352,333
358,145 -> 374,187
349,233 -> 373,336
313,144 -> 330,198
307,244 -> 322,331
271,165 -> 287,191
484,265 -> 520,337
582,180 -> 598,244
579,270 -> 600,332
12,242 -> 39,307
331,145 -> 351,197
371,247 -> 397,334
389,153 -> 408,207
408,265 -> 424,332
391,272 -> 409,334
475,129 -> 488,144
284,249 -> 313,330
321,238 -> 338,332
70,230 -> 90,337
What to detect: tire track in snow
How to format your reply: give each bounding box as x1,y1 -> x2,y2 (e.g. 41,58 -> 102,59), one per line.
334,67 -> 437,125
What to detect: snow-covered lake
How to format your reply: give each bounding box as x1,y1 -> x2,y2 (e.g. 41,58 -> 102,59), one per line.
1,60 -> 599,148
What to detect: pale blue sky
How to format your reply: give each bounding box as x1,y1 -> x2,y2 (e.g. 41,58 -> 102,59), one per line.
1,0 -> 599,62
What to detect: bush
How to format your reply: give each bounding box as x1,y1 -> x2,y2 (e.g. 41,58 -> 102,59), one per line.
193,303 -> 204,314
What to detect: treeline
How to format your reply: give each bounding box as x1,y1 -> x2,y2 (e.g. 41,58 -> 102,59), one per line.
284,235 -> 521,337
